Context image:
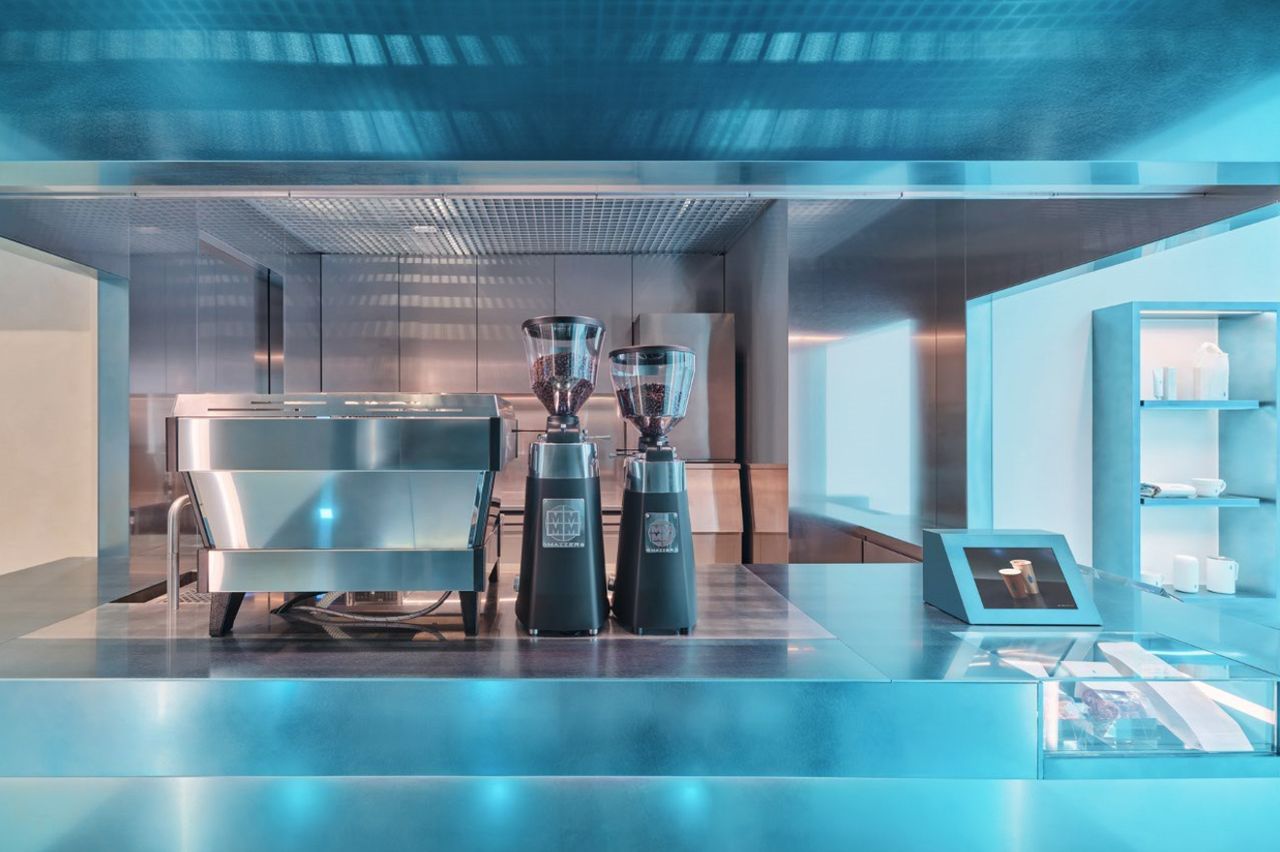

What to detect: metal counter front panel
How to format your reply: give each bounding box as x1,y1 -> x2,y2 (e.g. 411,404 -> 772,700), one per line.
0,678 -> 1038,779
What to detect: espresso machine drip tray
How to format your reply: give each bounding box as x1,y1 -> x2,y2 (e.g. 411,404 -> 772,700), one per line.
167,393 -> 517,637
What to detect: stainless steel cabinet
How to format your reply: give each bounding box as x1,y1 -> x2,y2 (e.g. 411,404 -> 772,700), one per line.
320,254 -> 400,391
477,256 -> 554,393
400,256 -> 478,392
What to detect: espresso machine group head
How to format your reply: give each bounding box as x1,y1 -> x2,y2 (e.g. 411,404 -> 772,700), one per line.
515,315 -> 609,635
609,345 -> 698,634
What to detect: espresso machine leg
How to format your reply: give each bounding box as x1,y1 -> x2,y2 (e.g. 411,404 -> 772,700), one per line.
459,590 -> 479,637
209,592 -> 245,637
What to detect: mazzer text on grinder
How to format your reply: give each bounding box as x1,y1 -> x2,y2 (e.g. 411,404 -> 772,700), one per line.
609,345 -> 698,634
515,315 -> 609,635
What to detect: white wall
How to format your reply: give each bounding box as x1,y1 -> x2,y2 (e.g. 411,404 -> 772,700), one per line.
0,239 -> 98,574
986,214 -> 1280,565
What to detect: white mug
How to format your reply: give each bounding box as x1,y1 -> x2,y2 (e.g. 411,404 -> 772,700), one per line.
1191,477 -> 1227,498
1140,570 -> 1163,588
1205,556 -> 1239,595
1173,554 -> 1200,593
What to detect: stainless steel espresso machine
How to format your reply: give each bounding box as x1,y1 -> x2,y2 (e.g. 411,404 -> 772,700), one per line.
609,345 -> 698,634
515,316 -> 609,635
167,393 -> 516,636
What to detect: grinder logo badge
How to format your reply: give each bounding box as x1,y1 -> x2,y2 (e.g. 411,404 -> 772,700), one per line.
542,498 -> 586,548
644,512 -> 679,554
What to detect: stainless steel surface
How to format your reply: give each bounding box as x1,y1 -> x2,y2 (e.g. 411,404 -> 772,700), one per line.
726,201 -> 788,464
320,254 -> 400,391
477,256 -> 555,393
632,255 -> 724,314
633,313 -> 736,460
609,345 -> 695,446
165,494 -> 189,618
172,394 -> 514,472
553,255 -> 633,348
202,543 -> 494,593
528,440 -> 599,481
400,256 -> 479,393
168,393 -> 515,602
196,241 -> 267,393
283,252 -> 322,392
623,457 -> 686,495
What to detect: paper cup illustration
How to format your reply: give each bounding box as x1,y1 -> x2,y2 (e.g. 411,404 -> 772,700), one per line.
1009,559 -> 1039,595
1000,567 -> 1032,599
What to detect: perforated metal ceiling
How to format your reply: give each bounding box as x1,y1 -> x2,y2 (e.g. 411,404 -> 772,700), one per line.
246,197 -> 768,254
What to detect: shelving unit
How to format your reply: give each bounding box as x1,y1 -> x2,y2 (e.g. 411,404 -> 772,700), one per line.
1093,301 -> 1280,598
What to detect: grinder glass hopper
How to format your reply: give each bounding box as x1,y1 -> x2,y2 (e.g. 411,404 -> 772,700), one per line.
522,315 -> 605,430
609,345 -> 696,451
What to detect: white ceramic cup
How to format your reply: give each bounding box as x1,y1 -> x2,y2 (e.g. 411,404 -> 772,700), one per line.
1205,556 -> 1239,595
1140,570 -> 1163,588
1151,369 -> 1166,400
1191,477 -> 1227,498
1162,367 -> 1179,401
1172,554 -> 1200,593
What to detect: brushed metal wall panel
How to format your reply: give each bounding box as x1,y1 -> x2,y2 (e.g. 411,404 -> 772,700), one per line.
477,255 -> 554,393
634,313 -> 736,461
284,252 -> 322,392
196,245 -> 261,392
632,254 -> 724,314
321,254 -> 400,391
400,256 -> 478,393
553,254 -> 634,348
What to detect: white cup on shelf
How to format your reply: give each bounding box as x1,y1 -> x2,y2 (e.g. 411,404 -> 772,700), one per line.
1172,554 -> 1200,593
1205,556 -> 1239,595
1190,477 -> 1227,498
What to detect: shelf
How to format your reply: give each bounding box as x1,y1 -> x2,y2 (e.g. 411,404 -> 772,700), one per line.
1141,495 -> 1266,508
1140,400 -> 1268,411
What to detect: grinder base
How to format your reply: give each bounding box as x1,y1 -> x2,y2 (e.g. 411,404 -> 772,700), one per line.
612,455 -> 697,634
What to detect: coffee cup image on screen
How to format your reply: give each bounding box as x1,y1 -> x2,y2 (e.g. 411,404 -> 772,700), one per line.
962,547 -> 1078,610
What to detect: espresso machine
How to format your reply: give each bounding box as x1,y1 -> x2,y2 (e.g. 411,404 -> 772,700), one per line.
515,316 -> 609,635
609,345 -> 698,634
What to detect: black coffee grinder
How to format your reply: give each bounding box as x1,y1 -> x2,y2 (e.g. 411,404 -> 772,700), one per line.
515,315 -> 609,635
609,345 -> 697,634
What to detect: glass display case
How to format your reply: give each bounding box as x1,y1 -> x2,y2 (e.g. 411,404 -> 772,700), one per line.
953,631 -> 1277,756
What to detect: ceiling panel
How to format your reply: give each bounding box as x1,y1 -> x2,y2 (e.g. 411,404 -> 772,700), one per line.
0,1 -> 1276,162
247,196 -> 768,255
